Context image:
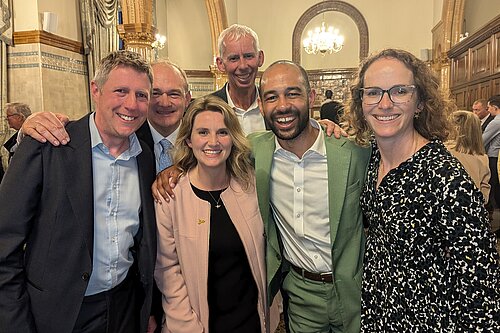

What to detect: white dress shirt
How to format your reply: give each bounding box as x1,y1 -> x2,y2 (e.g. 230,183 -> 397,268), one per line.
226,85 -> 266,135
270,119 -> 332,273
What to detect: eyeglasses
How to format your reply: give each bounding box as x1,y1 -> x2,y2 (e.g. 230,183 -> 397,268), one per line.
359,85 -> 417,105
5,114 -> 20,120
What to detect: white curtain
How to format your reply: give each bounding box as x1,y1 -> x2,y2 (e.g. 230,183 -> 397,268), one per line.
80,0 -> 120,81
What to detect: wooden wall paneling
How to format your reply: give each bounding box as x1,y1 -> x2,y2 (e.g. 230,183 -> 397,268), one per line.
479,80 -> 492,100
452,86 -> 468,109
492,78 -> 500,95
451,52 -> 469,86
494,32 -> 500,74
470,38 -> 491,81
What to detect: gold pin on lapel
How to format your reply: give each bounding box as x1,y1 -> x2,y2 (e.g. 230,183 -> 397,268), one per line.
197,219 -> 205,225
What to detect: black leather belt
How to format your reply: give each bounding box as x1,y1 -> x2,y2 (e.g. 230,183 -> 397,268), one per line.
290,264 -> 333,283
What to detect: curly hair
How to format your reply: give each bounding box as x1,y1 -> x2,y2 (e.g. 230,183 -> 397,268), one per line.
173,95 -> 254,191
343,48 -> 454,146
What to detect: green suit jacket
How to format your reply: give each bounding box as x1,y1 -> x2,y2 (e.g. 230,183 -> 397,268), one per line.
248,130 -> 370,332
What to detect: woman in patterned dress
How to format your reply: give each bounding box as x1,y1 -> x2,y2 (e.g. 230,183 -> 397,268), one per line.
343,48 -> 499,332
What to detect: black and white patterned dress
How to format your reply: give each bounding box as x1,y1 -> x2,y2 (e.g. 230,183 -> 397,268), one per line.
360,139 -> 500,332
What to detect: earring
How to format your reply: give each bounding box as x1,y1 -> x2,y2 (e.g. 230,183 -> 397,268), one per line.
414,111 -> 420,119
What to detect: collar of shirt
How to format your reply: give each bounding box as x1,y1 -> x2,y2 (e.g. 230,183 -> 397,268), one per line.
89,112 -> 142,160
149,120 -> 179,148
149,120 -> 179,172
225,84 -> 260,112
273,118 -> 327,160
481,114 -> 491,124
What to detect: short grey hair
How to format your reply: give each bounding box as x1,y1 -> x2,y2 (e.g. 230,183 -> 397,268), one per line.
5,102 -> 32,118
217,24 -> 260,57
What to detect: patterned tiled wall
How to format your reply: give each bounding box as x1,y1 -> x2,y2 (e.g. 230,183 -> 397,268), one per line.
2,43 -> 90,170
188,78 -> 215,98
7,43 -> 90,121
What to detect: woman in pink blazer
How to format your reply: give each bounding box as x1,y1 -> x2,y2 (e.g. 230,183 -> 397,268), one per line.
154,95 -> 279,333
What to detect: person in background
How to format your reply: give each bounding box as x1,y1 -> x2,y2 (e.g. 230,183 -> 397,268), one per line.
472,99 -> 493,132
213,24 -> 267,134
154,95 -> 279,333
344,48 -> 499,332
0,50 -> 159,333
320,89 -> 343,124
213,24 -> 338,137
483,94 -> 500,209
3,102 -> 31,161
445,110 -> 490,203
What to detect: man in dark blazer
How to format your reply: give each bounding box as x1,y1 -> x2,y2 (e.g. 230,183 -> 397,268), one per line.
473,99 -> 494,132
213,24 -> 267,134
12,59 -> 192,333
0,51 -> 158,333
3,102 -> 31,161
135,60 -> 191,173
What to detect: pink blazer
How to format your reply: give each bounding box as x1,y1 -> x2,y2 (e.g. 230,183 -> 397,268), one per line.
154,172 -> 279,333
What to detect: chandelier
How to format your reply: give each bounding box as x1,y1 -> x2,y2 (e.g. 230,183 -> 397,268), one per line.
303,21 -> 344,55
151,33 -> 167,60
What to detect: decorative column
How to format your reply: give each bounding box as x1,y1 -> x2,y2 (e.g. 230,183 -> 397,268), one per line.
205,0 -> 228,90
118,0 -> 156,61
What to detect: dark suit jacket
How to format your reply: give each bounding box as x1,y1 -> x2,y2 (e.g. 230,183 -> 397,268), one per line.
212,83 -> 229,102
481,114 -> 494,132
136,121 -> 154,151
3,132 -> 18,161
0,114 -> 157,333
212,83 -> 270,130
320,101 -> 344,124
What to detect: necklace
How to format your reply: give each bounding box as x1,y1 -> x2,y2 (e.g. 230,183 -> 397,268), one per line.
207,190 -> 222,209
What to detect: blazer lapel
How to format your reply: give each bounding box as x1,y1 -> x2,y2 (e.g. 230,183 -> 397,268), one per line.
62,116 -> 94,259
325,135 -> 352,246
253,134 -> 277,251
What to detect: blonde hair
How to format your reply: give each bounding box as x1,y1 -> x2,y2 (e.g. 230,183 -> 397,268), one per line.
448,110 -> 486,155
344,48 -> 454,146
174,95 -> 254,190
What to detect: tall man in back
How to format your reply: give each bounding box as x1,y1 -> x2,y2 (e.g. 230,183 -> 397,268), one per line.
0,50 -> 158,333
213,24 -> 267,134
250,61 -> 370,333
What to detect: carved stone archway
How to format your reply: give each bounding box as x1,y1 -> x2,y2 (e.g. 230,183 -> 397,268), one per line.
292,1 -> 369,64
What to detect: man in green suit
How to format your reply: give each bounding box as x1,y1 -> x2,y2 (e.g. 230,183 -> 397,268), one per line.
249,60 -> 370,333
